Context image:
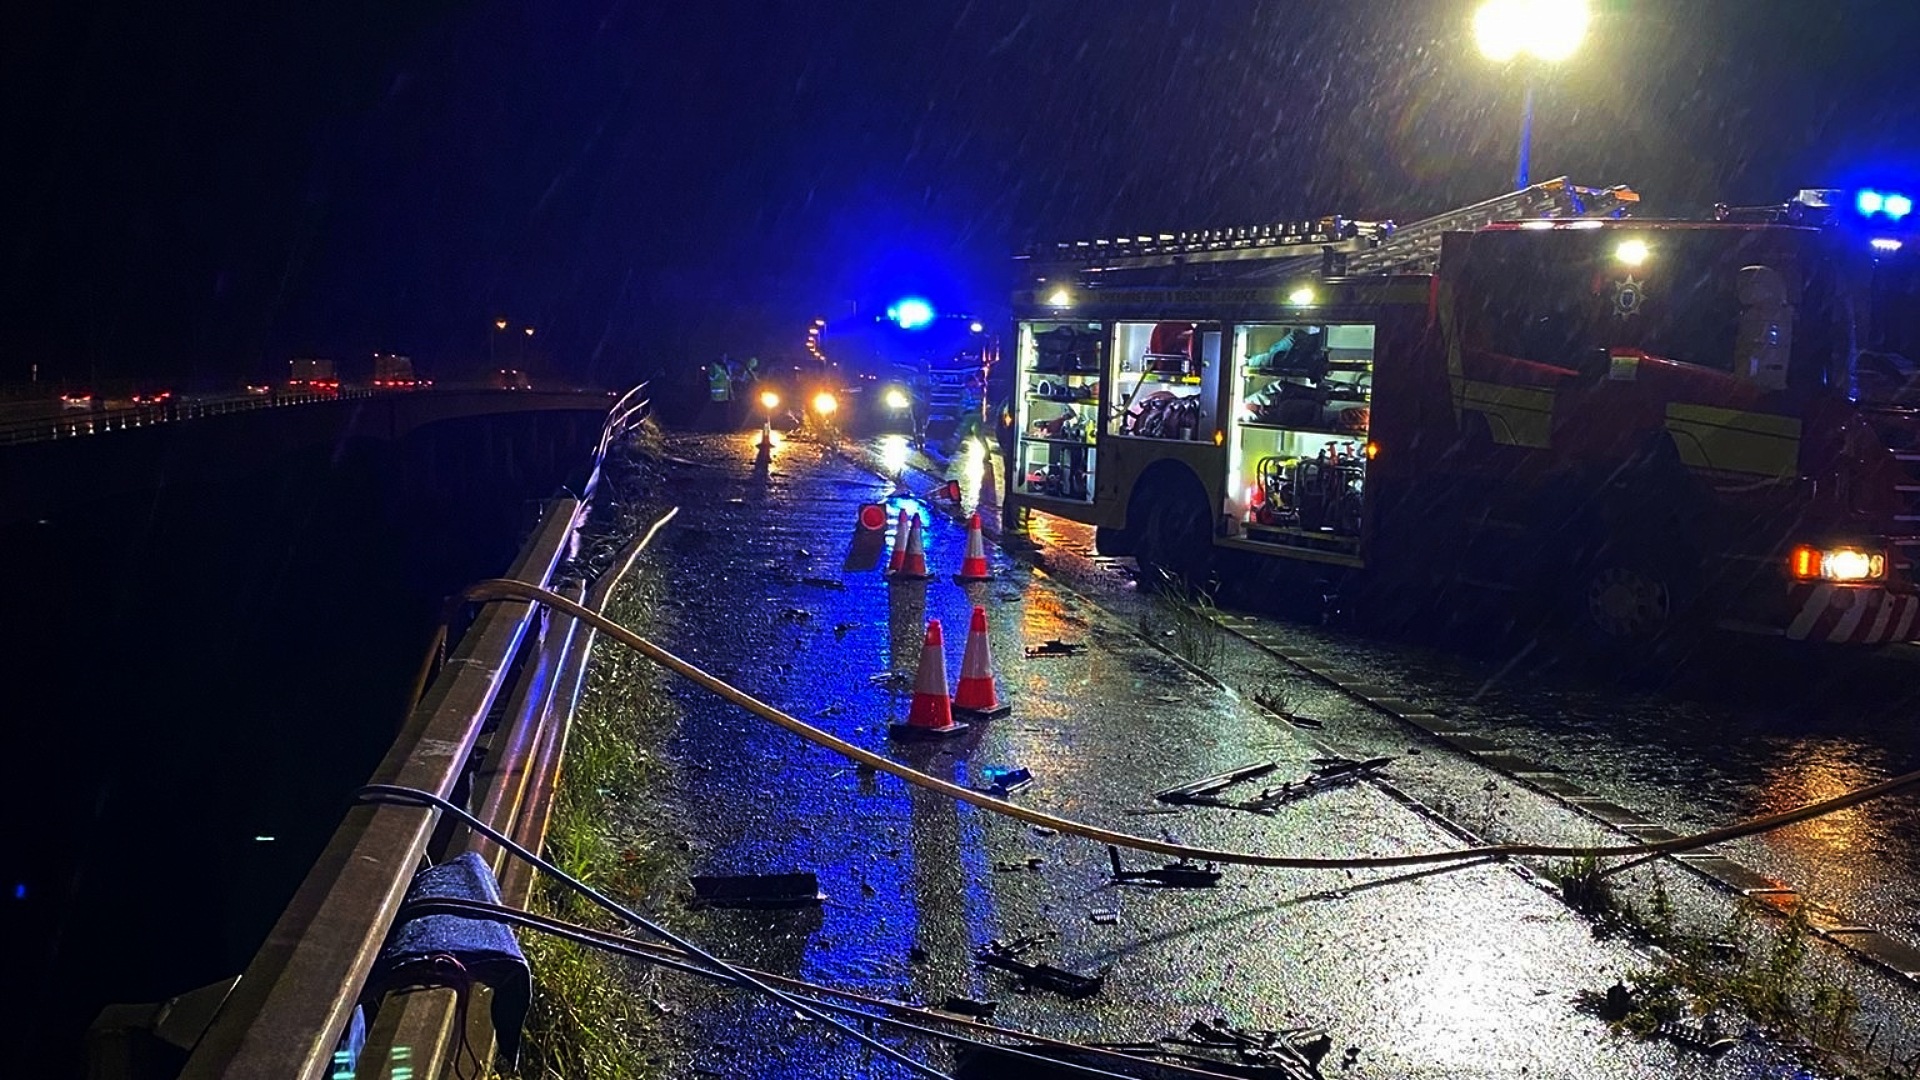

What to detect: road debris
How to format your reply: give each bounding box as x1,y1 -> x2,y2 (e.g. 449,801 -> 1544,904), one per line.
1158,757 -> 1392,815
975,935 -> 1110,999
937,996 -> 999,1019
798,575 -> 846,590
993,857 -> 1044,873
1657,1016 -> 1738,1055
1024,639 -> 1084,658
972,1017 -> 1334,1079
976,766 -> 1032,797
1154,762 -> 1279,805
1088,908 -> 1119,924
1108,846 -> 1222,888
689,871 -> 825,909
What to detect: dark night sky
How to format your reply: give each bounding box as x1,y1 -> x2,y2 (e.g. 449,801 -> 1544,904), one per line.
6,0 -> 1920,388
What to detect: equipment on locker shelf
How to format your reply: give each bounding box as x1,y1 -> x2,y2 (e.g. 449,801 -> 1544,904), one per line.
1033,326 -> 1103,373
1254,448 -> 1364,535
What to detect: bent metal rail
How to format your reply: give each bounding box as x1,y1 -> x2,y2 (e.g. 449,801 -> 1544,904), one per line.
174,383 -> 649,1080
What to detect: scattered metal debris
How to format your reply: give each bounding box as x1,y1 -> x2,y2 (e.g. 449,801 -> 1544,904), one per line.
976,766 -> 1032,797
776,607 -> 810,622
833,622 -> 857,639
689,871 -> 824,909
1233,757 -> 1394,814
1598,981 -> 1635,1021
1158,757 -> 1392,815
992,857 -> 1044,873
1065,1018 -> 1332,1079
938,996 -> 999,1020
1108,846 -> 1222,888
1088,908 -> 1119,925
975,936 -> 1110,999
799,576 -> 846,590
1024,639 -> 1084,658
1657,1016 -> 1737,1056
1155,762 -> 1279,805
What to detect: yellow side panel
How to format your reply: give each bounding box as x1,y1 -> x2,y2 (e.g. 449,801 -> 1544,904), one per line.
1457,378 -> 1555,448
1664,403 -> 1801,478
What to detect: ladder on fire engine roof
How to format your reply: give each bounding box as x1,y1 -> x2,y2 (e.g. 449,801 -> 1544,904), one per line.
1019,177 -> 1638,279
1335,177 -> 1639,276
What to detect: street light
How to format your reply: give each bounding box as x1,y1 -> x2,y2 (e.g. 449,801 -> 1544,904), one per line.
490,317 -> 508,366
1473,0 -> 1589,189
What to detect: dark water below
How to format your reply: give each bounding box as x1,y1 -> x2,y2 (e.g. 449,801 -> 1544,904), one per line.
1,427 -> 565,1076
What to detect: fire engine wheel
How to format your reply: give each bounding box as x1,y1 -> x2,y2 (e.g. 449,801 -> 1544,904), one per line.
1581,565 -> 1673,640
1130,473 -> 1213,591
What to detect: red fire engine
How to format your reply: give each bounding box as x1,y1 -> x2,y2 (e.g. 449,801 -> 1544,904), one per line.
1004,179 -> 1920,649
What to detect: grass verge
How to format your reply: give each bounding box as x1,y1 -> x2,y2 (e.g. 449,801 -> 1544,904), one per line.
507,435 -> 689,1080
1561,864 -> 1876,1073
1139,571 -> 1225,672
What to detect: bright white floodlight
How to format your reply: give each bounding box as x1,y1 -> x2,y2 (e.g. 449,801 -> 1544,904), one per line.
1474,0 -> 1588,63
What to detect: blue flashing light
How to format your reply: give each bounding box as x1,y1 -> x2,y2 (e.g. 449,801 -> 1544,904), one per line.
890,297 -> 935,330
1855,188 -> 1912,221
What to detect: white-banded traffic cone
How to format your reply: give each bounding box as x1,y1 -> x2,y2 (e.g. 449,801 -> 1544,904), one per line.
952,605 -> 1010,720
954,512 -> 991,583
885,509 -> 913,576
754,419 -> 774,466
890,619 -> 967,738
888,516 -> 929,580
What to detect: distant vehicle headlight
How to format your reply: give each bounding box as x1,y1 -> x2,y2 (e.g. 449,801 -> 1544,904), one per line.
811,391 -> 837,415
884,387 -> 911,410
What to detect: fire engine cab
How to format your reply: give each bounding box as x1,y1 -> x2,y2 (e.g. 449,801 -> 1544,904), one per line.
1004,180 -> 1920,649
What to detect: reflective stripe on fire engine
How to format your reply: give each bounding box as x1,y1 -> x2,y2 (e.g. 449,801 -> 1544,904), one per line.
1663,403 -> 1800,479
1455,377 -> 1554,448
1785,586 -> 1920,644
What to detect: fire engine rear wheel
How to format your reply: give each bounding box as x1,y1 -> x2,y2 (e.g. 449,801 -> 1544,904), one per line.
1581,565 -> 1672,640
1130,471 -> 1213,591
1564,539 -> 1701,658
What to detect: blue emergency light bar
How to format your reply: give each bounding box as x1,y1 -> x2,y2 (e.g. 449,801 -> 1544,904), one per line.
1856,188 -> 1913,221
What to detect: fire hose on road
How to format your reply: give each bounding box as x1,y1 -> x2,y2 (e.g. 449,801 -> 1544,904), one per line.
460,575 -> 1920,872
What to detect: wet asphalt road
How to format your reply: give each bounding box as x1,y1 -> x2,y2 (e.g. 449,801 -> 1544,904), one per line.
577,428 -> 1920,1078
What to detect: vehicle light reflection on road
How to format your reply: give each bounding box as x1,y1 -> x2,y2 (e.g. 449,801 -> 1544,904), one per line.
1755,742 -> 1877,854
955,437 -> 987,516
880,434 -> 911,478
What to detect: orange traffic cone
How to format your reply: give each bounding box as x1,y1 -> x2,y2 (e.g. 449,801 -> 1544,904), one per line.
954,512 -> 991,583
890,619 -> 967,738
845,503 -> 890,572
885,509 -> 913,576
889,516 -> 930,580
953,605 -> 1011,720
